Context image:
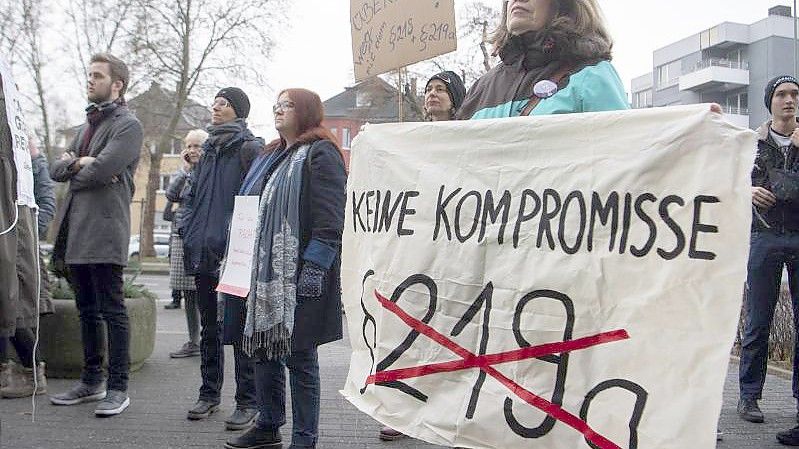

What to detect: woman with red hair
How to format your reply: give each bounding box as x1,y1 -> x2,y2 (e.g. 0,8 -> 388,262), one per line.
225,88 -> 346,449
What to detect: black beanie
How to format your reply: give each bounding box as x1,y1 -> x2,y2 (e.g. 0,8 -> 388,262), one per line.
426,71 -> 467,111
216,87 -> 250,118
764,75 -> 799,113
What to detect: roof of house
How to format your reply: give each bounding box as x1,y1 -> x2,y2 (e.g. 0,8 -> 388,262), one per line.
59,82 -> 211,140
323,77 -> 422,123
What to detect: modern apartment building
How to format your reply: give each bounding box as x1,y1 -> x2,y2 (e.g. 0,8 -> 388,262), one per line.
631,5 -> 797,129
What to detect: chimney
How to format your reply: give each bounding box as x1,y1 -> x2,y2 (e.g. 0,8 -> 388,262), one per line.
769,5 -> 791,17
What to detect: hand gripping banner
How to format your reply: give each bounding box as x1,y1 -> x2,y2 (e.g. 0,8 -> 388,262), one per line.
340,105 -> 756,449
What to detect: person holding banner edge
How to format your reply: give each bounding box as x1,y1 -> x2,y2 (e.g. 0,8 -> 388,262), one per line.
456,0 -> 628,120
377,70 -> 466,443
224,88 -> 346,449
733,75 -> 799,445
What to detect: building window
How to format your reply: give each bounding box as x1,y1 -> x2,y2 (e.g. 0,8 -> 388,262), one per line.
656,60 -> 681,89
725,91 -> 749,115
633,90 -> 653,108
342,128 -> 351,148
700,27 -> 720,49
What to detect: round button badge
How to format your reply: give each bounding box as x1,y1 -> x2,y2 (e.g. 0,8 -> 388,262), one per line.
533,79 -> 558,99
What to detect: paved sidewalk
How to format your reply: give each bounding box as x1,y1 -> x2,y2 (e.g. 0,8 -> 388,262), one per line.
0,274 -> 796,448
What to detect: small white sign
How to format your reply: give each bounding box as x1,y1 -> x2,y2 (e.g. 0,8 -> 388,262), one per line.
217,195 -> 260,297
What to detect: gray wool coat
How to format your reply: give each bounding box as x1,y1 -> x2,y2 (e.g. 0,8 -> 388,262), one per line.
50,105 -> 142,268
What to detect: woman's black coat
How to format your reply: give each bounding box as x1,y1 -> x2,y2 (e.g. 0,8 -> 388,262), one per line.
292,138 -> 347,351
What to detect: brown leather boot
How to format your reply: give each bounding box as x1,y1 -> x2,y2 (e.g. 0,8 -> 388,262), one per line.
1,362 -> 46,398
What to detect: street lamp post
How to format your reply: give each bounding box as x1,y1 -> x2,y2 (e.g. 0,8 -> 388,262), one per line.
795,0 -> 798,77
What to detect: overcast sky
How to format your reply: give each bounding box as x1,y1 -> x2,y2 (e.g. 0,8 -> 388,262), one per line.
244,0 -> 791,137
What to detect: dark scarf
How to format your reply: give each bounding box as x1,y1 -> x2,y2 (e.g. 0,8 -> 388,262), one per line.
80,97 -> 125,156
498,25 -> 612,71
204,118 -> 249,153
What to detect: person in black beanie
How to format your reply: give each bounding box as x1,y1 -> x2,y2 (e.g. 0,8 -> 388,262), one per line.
179,86 -> 264,430
737,75 -> 799,435
423,71 -> 466,121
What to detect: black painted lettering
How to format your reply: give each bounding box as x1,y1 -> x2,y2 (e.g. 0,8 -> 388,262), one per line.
352,191 -> 367,232
378,191 -> 404,233
618,193 -> 633,254
558,191 -> 586,254
365,191 -> 375,232
537,189 -> 561,250
657,195 -> 686,260
689,195 -> 720,260
630,193 -> 657,257
587,192 -> 619,252
434,186 -> 461,241
455,190 -> 482,243
396,191 -> 419,236
513,189 -> 541,249
479,190 -> 512,244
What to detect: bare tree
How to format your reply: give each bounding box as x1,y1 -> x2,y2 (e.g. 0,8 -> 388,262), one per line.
0,0 -> 56,159
63,0 -> 134,92
129,0 -> 287,256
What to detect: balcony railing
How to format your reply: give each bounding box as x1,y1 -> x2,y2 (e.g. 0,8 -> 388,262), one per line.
692,58 -> 749,72
721,105 -> 750,115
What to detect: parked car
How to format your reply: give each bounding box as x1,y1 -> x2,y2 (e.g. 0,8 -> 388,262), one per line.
129,233 -> 171,260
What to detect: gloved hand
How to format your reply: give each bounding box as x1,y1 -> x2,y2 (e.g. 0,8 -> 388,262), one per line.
297,261 -> 326,300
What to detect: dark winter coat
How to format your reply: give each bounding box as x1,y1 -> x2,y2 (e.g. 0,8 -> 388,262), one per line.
292,139 -> 347,351
164,167 -> 193,231
31,153 -> 55,237
179,121 -> 261,276
752,119 -> 799,232
50,104 -> 142,267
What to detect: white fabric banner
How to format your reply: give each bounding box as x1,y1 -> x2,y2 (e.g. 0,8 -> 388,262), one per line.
340,105 -> 756,449
0,55 -> 36,209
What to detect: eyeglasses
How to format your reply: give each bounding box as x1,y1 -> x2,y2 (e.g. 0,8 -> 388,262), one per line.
210,98 -> 231,109
272,100 -> 295,114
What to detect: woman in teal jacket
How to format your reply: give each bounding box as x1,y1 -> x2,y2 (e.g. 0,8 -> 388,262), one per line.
457,0 -> 628,120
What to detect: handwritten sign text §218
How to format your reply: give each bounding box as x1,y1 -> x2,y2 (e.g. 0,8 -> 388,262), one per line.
351,0 -> 457,81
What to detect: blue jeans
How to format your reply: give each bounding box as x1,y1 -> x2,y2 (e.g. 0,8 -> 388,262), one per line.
255,348 -> 320,448
739,231 -> 799,401
69,264 -> 129,392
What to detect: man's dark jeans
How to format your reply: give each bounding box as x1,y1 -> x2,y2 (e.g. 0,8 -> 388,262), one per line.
69,264 -> 129,392
194,275 -> 256,407
740,231 -> 799,401
255,348 -> 320,448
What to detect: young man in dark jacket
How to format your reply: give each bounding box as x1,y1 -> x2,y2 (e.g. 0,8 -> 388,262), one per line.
48,53 -> 142,417
179,87 -> 262,430
739,76 -> 799,434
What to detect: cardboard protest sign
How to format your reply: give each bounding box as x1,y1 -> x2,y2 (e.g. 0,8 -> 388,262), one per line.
351,0 -> 457,81
218,195 -> 260,297
340,105 -> 756,449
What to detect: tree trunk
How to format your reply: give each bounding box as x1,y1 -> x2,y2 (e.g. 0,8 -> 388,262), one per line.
139,93 -> 189,257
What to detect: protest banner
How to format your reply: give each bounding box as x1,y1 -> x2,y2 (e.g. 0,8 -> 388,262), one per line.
340,105 -> 757,449
350,0 -> 457,81
217,195 -> 260,297
0,56 -> 35,209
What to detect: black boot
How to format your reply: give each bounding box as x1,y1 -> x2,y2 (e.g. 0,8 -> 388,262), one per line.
224,426 -> 282,449
165,289 -> 182,309
778,425 -> 799,445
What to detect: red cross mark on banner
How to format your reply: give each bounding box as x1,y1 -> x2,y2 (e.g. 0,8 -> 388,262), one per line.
366,290 -> 631,449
